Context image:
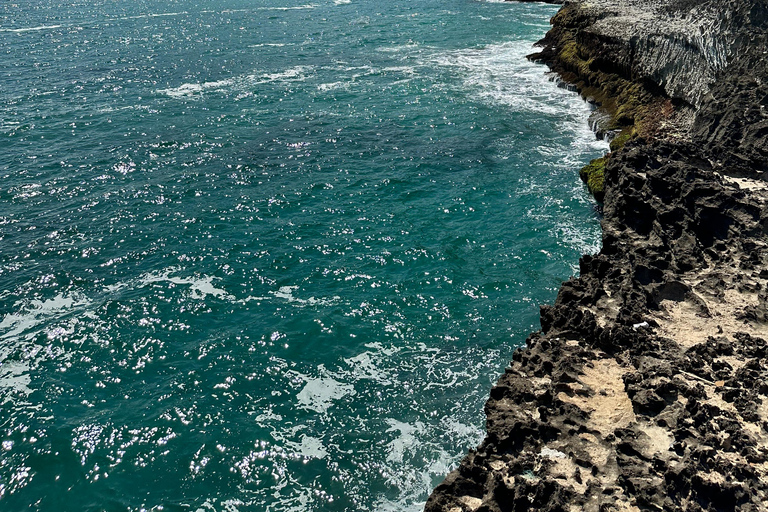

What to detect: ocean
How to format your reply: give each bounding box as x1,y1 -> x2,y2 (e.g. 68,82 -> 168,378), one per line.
0,0 -> 607,510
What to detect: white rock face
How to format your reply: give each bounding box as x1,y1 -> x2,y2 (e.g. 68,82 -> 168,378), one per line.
582,0 -> 741,107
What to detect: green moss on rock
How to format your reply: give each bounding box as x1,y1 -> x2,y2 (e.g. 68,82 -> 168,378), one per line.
558,41 -> 593,77
579,157 -> 606,202
609,127 -> 635,152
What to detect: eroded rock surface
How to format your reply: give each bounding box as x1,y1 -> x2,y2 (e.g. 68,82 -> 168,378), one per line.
426,1 -> 768,510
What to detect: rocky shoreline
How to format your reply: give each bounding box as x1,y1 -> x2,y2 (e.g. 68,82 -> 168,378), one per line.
426,1 -> 768,511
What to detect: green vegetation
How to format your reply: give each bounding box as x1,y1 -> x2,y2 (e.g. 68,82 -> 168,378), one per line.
609,127 -> 634,152
558,40 -> 593,77
579,157 -> 606,202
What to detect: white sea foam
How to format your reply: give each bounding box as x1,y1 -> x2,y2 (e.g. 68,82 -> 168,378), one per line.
97,105 -> 142,113
0,293 -> 89,406
255,4 -> 317,10
342,350 -> 393,384
0,361 -> 33,404
432,40 -> 582,116
284,435 -> 328,459
238,295 -> 271,303
157,66 -> 314,99
270,285 -> 340,306
262,66 -> 310,82
248,43 -> 289,48
384,419 -> 423,463
334,0 -> 351,4
106,269 -> 233,301
0,25 -> 62,33
317,81 -> 348,92
0,293 -> 91,341
334,64 -> 377,81
296,376 -> 355,413
381,65 -> 418,75
157,79 -> 233,99
120,12 -> 187,20
138,271 -> 234,300
555,220 -> 602,260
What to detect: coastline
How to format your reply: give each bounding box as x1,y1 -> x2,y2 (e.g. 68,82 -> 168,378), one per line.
426,1 -> 768,510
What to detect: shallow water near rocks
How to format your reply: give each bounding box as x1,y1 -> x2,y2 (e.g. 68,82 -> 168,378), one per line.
0,0 -> 607,510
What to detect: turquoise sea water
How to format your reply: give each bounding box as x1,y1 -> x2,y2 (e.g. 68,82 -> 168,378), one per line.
0,0 -> 607,510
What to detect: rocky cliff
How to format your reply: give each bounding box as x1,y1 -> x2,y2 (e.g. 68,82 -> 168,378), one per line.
426,1 -> 768,511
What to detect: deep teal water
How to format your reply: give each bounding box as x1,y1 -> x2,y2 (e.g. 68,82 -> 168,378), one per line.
0,0 -> 607,510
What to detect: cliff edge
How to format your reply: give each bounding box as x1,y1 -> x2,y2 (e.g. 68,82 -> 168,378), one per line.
426,1 -> 768,511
